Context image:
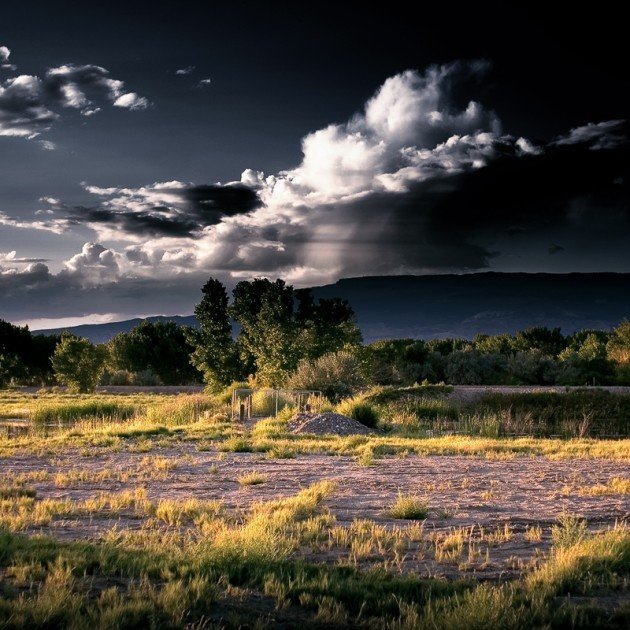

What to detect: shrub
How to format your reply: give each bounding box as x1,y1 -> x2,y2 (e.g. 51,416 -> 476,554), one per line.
287,350 -> 365,400
336,396 -> 379,428
51,334 -> 107,393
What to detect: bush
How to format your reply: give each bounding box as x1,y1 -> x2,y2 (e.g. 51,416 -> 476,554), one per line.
336,396 -> 379,428
51,334 -> 107,393
288,350 -> 364,400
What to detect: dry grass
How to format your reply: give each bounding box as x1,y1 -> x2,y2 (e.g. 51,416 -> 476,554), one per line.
237,471 -> 268,486
388,492 -> 429,520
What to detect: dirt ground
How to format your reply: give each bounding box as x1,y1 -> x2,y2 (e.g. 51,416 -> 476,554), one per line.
3,446 -> 629,581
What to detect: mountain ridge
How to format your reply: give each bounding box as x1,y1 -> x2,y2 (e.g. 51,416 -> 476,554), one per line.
32,272 -> 630,343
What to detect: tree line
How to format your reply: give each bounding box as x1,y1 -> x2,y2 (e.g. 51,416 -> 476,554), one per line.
1,276 -> 630,392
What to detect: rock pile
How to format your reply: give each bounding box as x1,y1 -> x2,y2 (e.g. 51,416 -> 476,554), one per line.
288,412 -> 375,436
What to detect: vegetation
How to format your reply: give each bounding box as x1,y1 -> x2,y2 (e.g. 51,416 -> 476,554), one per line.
336,395 -> 380,428
0,480 -> 627,627
106,320 -> 201,385
0,320 -> 58,387
388,492 -> 429,519
288,350 -> 365,399
2,280 -> 630,625
188,277 -> 362,389
51,334 -> 107,393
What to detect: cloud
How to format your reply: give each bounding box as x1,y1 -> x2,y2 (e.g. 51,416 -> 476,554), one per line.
1,61 -> 629,321
58,181 -> 263,240
553,120 -> 627,150
39,139 -> 56,151
175,66 -> 195,75
0,54 -> 150,140
113,92 -> 149,110
0,75 -> 58,137
0,45 -> 14,71
0,251 -> 48,263
198,78 -> 212,86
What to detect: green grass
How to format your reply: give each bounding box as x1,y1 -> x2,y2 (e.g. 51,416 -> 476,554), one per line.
32,400 -> 139,426
336,396 -> 379,428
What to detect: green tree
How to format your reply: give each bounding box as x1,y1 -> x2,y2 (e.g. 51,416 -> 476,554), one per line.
0,319 -> 58,386
51,333 -> 107,392
231,279 -> 298,386
108,321 -> 201,385
360,339 -> 427,385
295,290 -> 362,359
606,319 -> 630,364
445,350 -> 507,385
506,350 -> 558,385
513,327 -> 566,357
557,334 -> 613,385
188,279 -> 241,390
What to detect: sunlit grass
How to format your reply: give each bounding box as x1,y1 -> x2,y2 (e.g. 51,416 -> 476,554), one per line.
388,492 -> 429,520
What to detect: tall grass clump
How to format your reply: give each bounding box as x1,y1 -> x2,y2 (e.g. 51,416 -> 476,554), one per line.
388,492 -> 429,519
336,396 -> 379,428
32,400 -> 138,427
551,513 -> 589,549
144,395 -> 215,425
250,389 -> 294,417
473,390 -> 630,437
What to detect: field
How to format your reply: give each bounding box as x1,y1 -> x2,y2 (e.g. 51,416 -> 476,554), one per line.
0,388 -> 629,628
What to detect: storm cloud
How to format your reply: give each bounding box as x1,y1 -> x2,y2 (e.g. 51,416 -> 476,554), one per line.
1,61 -> 628,323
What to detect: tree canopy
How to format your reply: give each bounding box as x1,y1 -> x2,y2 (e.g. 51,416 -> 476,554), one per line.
189,277 -> 362,389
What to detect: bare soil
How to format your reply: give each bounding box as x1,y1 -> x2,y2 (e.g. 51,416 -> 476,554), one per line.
3,446 -> 629,581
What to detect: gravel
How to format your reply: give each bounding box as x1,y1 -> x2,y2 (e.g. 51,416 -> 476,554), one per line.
288,412 -> 375,436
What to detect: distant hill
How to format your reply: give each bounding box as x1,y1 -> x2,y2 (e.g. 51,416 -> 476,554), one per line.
34,315 -> 199,344
33,272 -> 630,343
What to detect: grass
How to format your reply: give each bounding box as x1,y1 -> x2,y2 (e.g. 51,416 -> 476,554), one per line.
32,399 -> 139,427
578,476 -> 630,496
1,388 -> 630,623
237,471 -> 268,486
388,492 -> 429,519
552,513 -> 589,549
336,395 -> 379,428
0,495 -> 627,627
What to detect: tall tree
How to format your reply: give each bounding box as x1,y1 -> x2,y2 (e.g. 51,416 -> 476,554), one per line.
230,279 -> 298,386
188,279 -> 240,390
295,290 -> 362,359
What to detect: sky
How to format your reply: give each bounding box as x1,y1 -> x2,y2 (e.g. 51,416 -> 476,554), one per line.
1,2 -> 629,328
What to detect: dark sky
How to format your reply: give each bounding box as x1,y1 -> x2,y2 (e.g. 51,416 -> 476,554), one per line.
1,1 -> 628,326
